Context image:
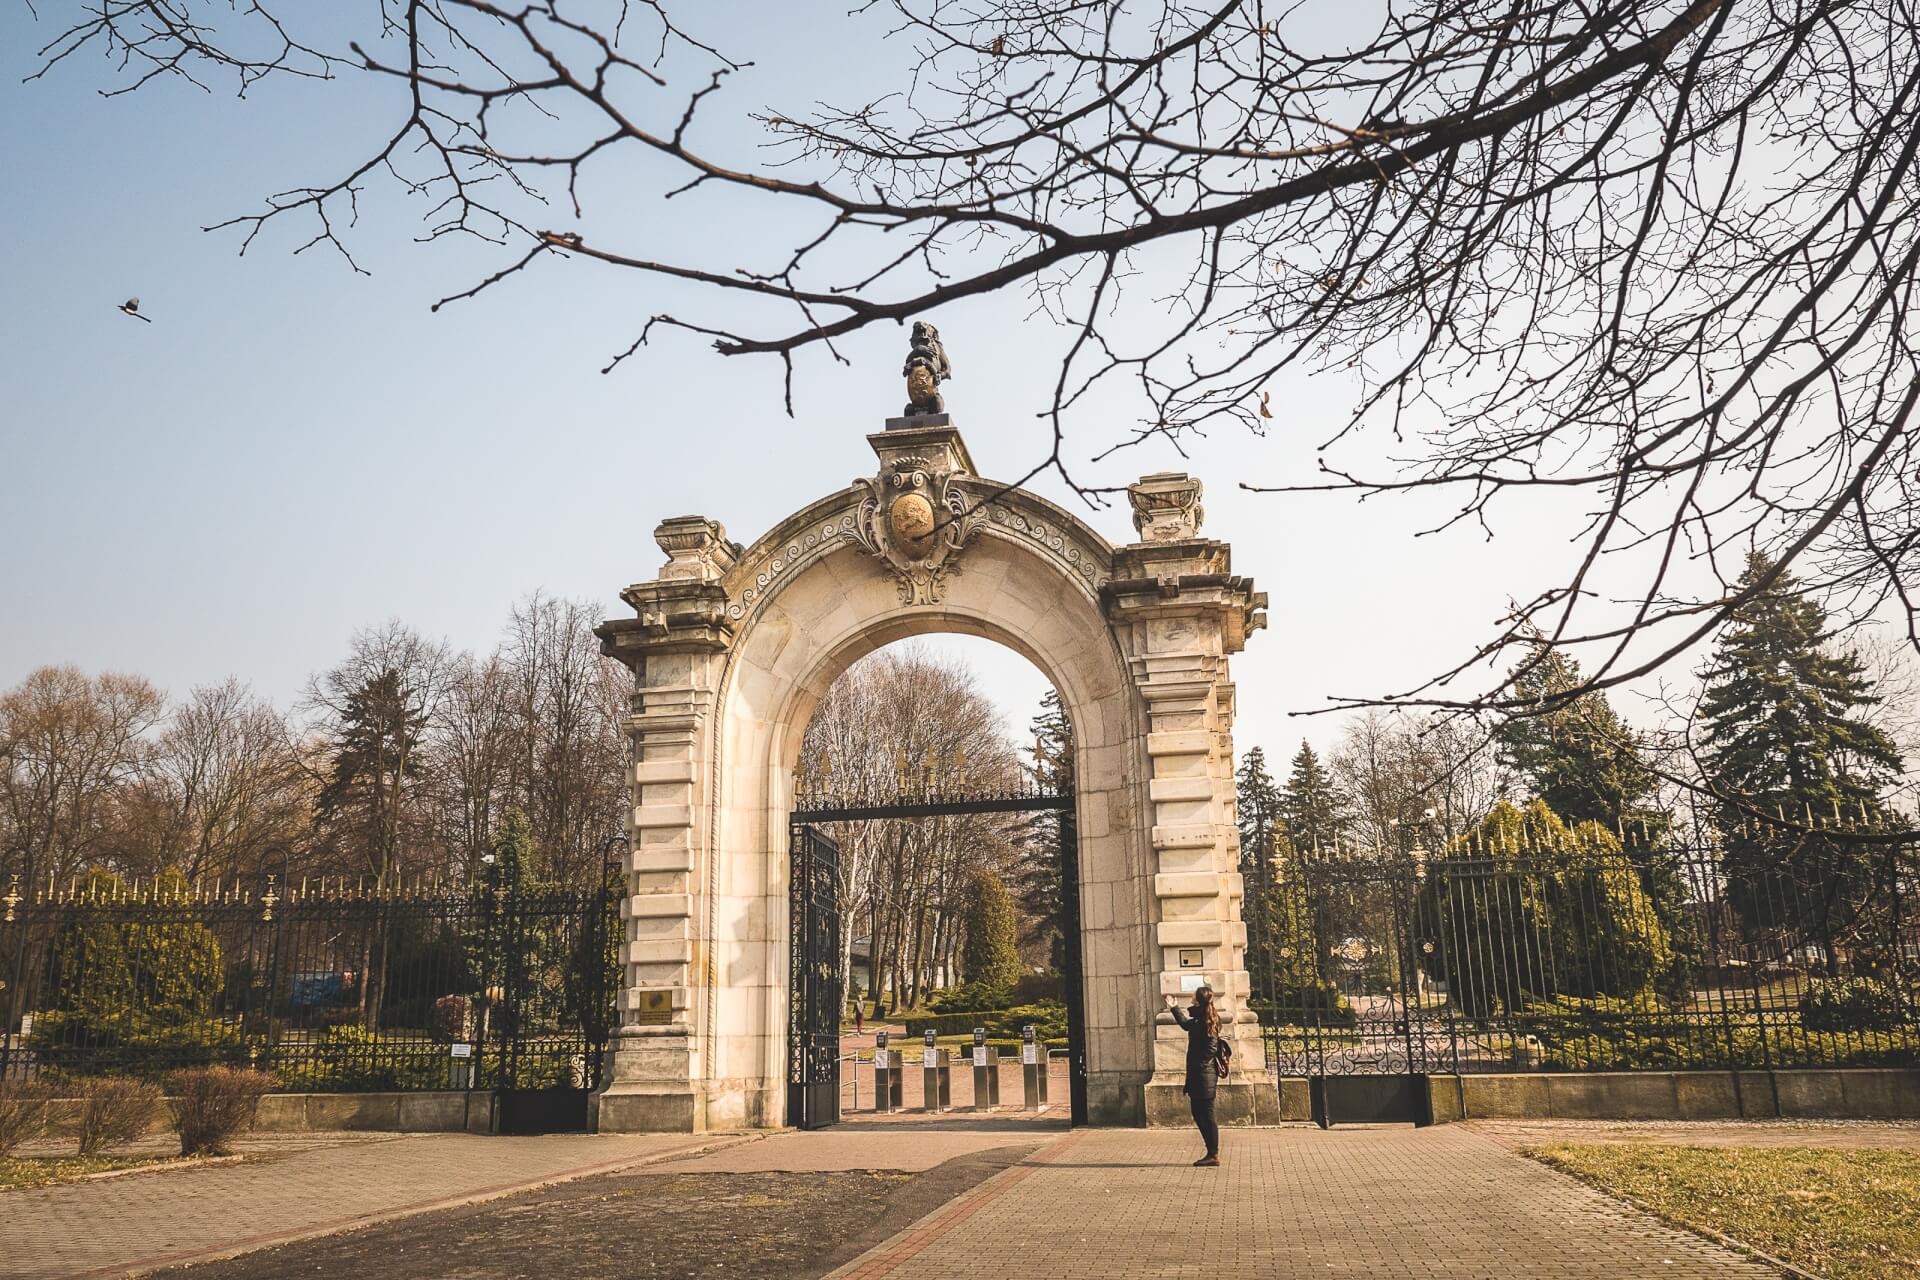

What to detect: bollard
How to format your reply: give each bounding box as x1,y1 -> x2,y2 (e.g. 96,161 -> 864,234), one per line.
1020,1024 -> 1050,1111
968,1026 -> 1000,1110
873,1031 -> 904,1112
920,1029 -> 951,1112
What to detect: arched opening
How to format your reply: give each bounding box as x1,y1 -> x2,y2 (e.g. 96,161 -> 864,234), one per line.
782,636 -> 1084,1128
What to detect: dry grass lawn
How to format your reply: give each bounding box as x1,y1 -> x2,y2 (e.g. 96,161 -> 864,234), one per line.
1530,1143 -> 1920,1280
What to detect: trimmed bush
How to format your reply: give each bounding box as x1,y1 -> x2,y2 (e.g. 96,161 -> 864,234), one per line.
929,981 -> 1017,1014
272,1025 -> 444,1092
76,1077 -> 162,1155
28,1009 -> 249,1079
959,869 -> 1021,1003
0,1079 -> 54,1157
906,1000 -> 1067,1042
167,1067 -> 273,1156
1256,982 -> 1358,1028
1417,801 -> 1675,1016
1800,977 -> 1909,1033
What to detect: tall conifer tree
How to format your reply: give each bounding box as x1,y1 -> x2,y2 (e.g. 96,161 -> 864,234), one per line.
1698,554 -> 1903,966
1494,641 -> 1665,836
1279,741 -> 1348,854
1234,747 -> 1285,1008
1013,690 -> 1074,971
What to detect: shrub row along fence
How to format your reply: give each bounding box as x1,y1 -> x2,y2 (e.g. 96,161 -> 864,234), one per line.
1248,808 -> 1920,1076
0,849 -> 620,1094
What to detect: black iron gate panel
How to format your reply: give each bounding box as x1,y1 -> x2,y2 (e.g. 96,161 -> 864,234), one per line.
1058,804 -> 1089,1125
486,838 -> 622,1133
787,823 -> 842,1130
1255,850 -> 1447,1125
787,776 -> 1079,1128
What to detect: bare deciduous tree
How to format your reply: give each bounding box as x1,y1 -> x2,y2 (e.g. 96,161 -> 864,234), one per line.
802,643 -> 1028,1011
0,665 -> 165,889
117,678 -> 308,882
26,0 -> 1920,710
1330,710 -> 1507,852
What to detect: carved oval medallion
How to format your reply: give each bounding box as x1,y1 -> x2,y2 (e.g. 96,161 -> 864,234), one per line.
889,492 -> 937,554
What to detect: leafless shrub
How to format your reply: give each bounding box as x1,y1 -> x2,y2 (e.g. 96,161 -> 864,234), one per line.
75,1077 -> 162,1155
0,1079 -> 54,1157
166,1067 -> 273,1157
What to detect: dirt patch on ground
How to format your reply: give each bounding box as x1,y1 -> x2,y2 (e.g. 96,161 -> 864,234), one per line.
157,1141 -> 1040,1280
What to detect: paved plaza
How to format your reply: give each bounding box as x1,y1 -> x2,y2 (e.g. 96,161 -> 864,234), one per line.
826,1125 -> 1781,1279
0,1118 -> 1816,1279
0,1131 -> 724,1279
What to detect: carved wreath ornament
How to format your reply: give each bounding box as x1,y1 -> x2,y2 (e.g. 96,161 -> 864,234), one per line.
847,456 -> 985,603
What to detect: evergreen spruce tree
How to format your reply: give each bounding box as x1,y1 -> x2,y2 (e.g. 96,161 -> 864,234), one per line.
1012,690 -> 1074,971
1278,741 -> 1348,853
1234,748 -> 1285,1007
1235,747 -> 1283,875
1697,554 -> 1904,967
1494,641 -> 1666,835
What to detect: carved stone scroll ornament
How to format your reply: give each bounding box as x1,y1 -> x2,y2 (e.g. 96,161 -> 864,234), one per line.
846,456 -> 985,603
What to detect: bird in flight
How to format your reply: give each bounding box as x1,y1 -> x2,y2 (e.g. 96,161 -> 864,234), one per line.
119,298 -> 151,323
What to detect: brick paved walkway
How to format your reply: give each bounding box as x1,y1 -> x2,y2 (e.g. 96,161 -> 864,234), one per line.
2,1131 -> 721,1280
826,1125 -> 1780,1278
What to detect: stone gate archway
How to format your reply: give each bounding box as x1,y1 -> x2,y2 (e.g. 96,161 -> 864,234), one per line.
592,418 -> 1277,1130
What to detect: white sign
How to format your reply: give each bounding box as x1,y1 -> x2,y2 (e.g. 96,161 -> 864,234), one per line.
1021,1044 -> 1038,1065
972,1046 -> 987,1068
1178,974 -> 1204,993
874,1049 -> 889,1069
449,1042 -> 473,1058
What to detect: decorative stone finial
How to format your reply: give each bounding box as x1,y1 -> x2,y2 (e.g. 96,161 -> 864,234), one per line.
654,515 -> 740,583
1128,472 -> 1205,542
901,321 -> 952,417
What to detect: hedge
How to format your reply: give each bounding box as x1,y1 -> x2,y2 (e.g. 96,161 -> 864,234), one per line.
904,1001 -> 1066,1041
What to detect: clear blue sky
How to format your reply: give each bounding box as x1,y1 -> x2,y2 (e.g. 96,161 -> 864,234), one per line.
0,3 -> 1700,759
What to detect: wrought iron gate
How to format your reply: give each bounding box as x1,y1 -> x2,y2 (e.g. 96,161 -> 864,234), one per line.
788,823 -> 843,1130
485,837 -> 623,1133
1256,850 -> 1445,1126
1057,804 -> 1088,1125
787,776 -> 1085,1128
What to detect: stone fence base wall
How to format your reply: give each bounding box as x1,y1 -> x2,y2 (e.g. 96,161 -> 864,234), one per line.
1429,1067 -> 1920,1122
29,1090 -> 493,1139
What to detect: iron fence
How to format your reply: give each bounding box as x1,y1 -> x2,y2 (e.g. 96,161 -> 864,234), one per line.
0,847 -> 619,1094
1249,818 -> 1920,1076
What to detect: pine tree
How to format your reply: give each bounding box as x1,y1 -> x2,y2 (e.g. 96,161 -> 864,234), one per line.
1234,748 -> 1285,1007
1494,641 -> 1666,835
317,667 -> 429,880
1698,553 -> 1904,966
1235,747 -> 1283,874
1012,690 -> 1074,971
1279,741 -> 1347,853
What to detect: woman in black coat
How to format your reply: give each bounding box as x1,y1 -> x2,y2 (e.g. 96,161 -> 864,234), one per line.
1165,985 -> 1223,1166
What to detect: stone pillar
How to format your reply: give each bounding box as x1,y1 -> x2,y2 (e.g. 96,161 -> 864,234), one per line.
590,516 -> 740,1132
1106,474 -> 1278,1126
